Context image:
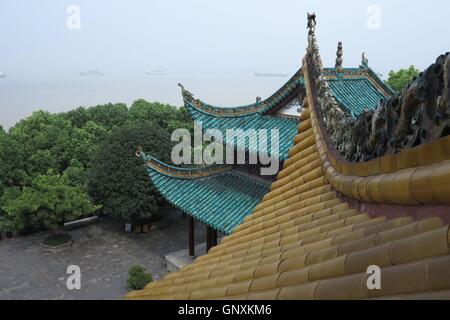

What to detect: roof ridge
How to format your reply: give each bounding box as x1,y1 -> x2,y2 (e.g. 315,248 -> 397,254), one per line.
229,170 -> 273,188
324,67 -> 394,96
178,68 -> 304,117
136,148 -> 232,179
364,66 -> 395,96
185,99 -> 260,119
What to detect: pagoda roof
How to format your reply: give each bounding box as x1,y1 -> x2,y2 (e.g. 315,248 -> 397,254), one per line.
180,66 -> 393,120
128,60 -> 450,301
324,67 -> 395,117
180,66 -> 393,161
127,16 -> 450,300
129,75 -> 450,300
179,68 -> 304,117
141,154 -> 270,235
185,99 -> 299,161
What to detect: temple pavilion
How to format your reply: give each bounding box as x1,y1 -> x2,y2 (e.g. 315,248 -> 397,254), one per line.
138,40 -> 392,256
129,15 -> 450,300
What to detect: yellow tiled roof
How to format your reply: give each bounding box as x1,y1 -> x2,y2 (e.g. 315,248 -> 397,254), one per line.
127,82 -> 450,300
127,17 -> 450,298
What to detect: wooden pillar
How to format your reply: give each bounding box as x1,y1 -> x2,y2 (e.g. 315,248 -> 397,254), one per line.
212,229 -> 218,247
206,226 -> 218,252
206,226 -> 212,252
188,216 -> 195,257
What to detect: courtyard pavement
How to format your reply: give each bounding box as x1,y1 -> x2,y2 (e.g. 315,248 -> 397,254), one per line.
0,206 -> 206,300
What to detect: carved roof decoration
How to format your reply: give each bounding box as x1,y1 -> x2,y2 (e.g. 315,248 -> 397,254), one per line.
335,42 -> 344,72
179,64 -> 393,121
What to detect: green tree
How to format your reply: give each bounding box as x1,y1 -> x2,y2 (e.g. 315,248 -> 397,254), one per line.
0,99 -> 193,233
63,107 -> 90,128
64,161 -> 87,187
1,172 -> 98,233
8,111 -> 74,176
87,122 -> 172,222
385,65 -> 420,92
0,187 -> 21,233
129,99 -> 193,133
85,103 -> 129,131
3,111 -> 108,185
67,122 -> 108,169
0,133 -> 30,189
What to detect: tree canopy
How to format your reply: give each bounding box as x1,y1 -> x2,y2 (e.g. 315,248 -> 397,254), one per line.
1,172 -> 99,232
0,100 -> 192,233
87,122 -> 172,222
385,65 -> 420,92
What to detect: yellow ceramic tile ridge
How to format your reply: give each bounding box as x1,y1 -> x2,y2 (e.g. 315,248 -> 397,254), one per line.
303,57 -> 450,206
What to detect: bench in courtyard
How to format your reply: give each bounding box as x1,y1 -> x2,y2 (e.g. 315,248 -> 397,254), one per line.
64,216 -> 99,229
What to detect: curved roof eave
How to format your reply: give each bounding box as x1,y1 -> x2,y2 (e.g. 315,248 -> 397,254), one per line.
178,68 -> 304,118
183,100 -> 300,161
137,152 -> 270,234
178,65 -> 393,120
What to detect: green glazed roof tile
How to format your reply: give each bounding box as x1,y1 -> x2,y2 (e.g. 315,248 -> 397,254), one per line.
146,164 -> 270,235
186,100 -> 299,161
181,67 -> 392,161
139,66 -> 394,235
323,67 -> 394,117
327,77 -> 386,117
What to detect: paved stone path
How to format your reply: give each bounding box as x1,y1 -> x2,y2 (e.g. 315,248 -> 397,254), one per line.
0,206 -> 206,300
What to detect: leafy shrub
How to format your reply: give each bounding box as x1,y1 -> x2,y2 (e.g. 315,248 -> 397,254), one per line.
385,65 -> 420,92
0,100 -> 192,234
127,265 -> 153,290
1,172 -> 99,233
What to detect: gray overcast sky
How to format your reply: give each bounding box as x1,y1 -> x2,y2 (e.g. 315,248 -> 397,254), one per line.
1,0 -> 449,129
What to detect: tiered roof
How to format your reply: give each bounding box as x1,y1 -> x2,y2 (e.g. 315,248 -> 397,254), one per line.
179,68 -> 304,117
185,100 -> 299,161
180,64 -> 392,160
127,16 -> 450,300
142,155 -> 270,235
129,89 -> 450,300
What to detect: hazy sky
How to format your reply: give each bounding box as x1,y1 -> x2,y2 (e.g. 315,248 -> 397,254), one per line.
1,0 -> 449,129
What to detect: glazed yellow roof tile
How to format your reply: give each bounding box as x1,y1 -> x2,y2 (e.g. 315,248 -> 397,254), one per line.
126,90 -> 450,299
127,28 -> 450,298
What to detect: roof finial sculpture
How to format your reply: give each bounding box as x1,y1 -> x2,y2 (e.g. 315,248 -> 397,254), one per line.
135,146 -> 142,157
361,52 -> 369,68
178,83 -> 194,100
335,42 -> 343,72
307,12 -> 316,35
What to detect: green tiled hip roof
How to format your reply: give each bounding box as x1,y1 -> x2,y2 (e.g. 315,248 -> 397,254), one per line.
177,67 -> 393,162
143,157 -> 270,234
186,100 -> 300,161
327,77 -> 386,117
